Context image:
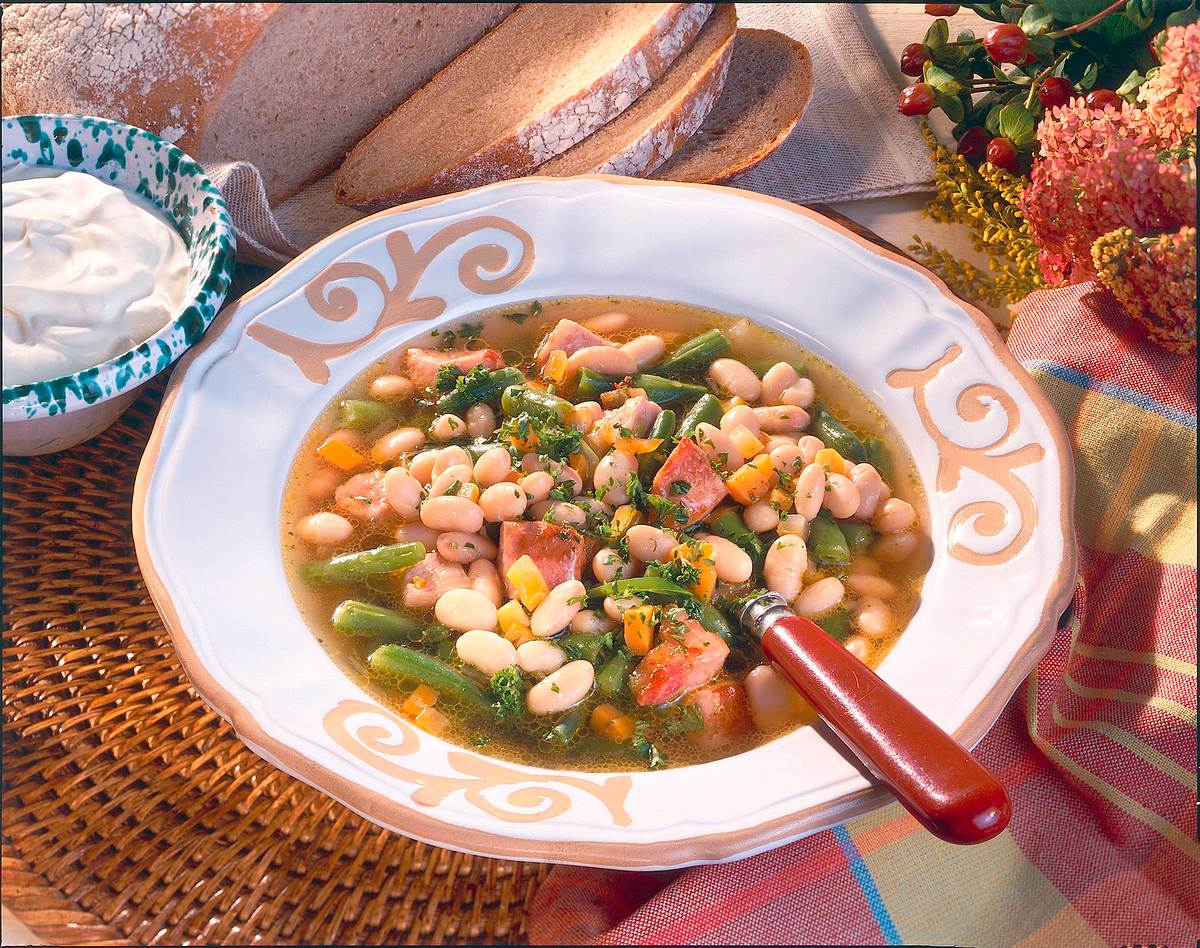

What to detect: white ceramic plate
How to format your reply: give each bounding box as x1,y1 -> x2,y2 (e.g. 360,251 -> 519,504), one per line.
134,176 -> 1075,869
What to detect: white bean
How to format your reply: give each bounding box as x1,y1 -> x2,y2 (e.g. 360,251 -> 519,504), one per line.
822,474 -> 861,519
468,559 -> 503,606
465,403 -> 497,439
764,535 -> 808,601
455,629 -> 517,676
394,523 -> 440,547
798,435 -> 825,465
517,640 -> 566,675
743,501 -> 781,533
527,660 -> 595,714
572,401 -> 604,433
744,665 -> 804,731
473,446 -> 513,487
794,577 -> 844,616
593,450 -> 638,505
621,334 -> 666,368
297,512 -> 353,546
420,495 -> 484,533
874,498 -> 917,533
436,531 -> 497,564
777,514 -> 809,537
520,471 -> 555,504
531,579 -> 587,638
428,463 -> 475,498
583,311 -> 630,334
592,547 -> 631,583
371,427 -> 425,462
763,435 -> 799,453
550,463 -> 584,496
873,531 -> 918,563
433,446 -> 471,475
760,363 -> 800,405
755,405 -> 811,433
369,374 -> 415,401
849,463 -> 887,521
719,404 -> 760,437
769,444 -> 805,479
708,359 -> 762,402
409,449 -> 439,485
780,379 -> 815,408
521,451 -> 546,474
698,534 -> 754,584
603,595 -> 639,622
694,422 -> 743,471
568,346 -> 637,376
793,463 -> 827,521
430,413 -> 466,441
434,587 -> 498,632
845,573 -> 898,600
383,467 -> 423,520
479,482 -> 527,522
626,524 -> 678,562
844,634 -> 872,661
306,468 -> 342,502
540,501 -> 587,528
571,609 -> 615,635
852,595 -> 893,638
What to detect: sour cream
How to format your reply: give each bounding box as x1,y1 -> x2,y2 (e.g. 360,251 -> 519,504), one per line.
2,167 -> 189,386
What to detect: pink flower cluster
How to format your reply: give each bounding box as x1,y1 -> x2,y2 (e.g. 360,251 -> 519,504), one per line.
1140,21 -> 1200,136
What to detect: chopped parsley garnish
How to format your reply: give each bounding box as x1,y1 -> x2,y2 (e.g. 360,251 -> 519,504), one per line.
657,556 -> 701,588
503,300 -> 542,324
433,321 -> 484,350
490,666 -> 525,718
497,412 -> 582,461
661,703 -> 705,735
669,479 -> 691,496
632,720 -> 667,770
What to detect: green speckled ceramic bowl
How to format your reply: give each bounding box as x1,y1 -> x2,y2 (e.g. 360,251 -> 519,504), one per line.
2,114 -> 236,455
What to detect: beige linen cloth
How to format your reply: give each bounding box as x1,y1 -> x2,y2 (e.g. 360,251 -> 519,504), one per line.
209,3 -> 933,266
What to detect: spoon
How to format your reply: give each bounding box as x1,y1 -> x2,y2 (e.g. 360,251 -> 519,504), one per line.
739,591 -> 1011,845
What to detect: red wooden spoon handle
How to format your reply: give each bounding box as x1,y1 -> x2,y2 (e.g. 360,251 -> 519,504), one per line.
761,613 -> 1010,844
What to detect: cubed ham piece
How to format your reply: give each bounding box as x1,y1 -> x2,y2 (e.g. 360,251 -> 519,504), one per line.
334,469 -> 390,521
402,552 -> 470,610
534,319 -> 614,365
651,437 -> 728,526
629,615 -> 729,706
684,680 -> 753,750
592,394 -> 662,441
406,347 -> 503,390
498,521 -> 587,596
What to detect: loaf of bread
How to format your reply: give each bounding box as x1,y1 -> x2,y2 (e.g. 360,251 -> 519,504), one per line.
334,3 -> 714,211
0,2 -> 516,202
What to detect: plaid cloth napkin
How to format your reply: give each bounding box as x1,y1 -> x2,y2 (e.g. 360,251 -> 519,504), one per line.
526,283 -> 1199,947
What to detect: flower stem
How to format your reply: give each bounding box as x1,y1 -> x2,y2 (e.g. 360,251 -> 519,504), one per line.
1046,0 -> 1126,38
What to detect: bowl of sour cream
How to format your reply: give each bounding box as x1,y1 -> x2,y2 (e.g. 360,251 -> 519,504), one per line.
3,114 -> 236,455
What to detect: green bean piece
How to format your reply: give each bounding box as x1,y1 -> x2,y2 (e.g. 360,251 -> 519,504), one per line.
588,576 -> 694,601
437,366 -> 525,414
695,602 -> 737,642
632,374 -> 708,405
744,356 -> 805,377
543,705 -> 589,745
638,409 -> 677,479
674,394 -> 723,441
809,408 -> 867,464
338,398 -> 394,430
332,600 -> 424,639
808,512 -> 851,568
815,609 -> 853,641
863,437 -> 893,484
559,632 -> 614,664
708,508 -> 766,565
652,329 -> 731,375
500,384 -> 575,423
301,542 -> 426,584
840,523 -> 875,555
597,652 -> 633,696
575,368 -> 616,399
367,644 -> 492,710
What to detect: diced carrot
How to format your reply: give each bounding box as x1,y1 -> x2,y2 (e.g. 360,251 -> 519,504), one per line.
590,703 -> 636,743
610,505 -> 640,538
614,436 -> 664,455
726,454 -> 777,505
456,482 -> 481,502
726,424 -> 764,458
317,435 -> 368,471
543,349 -> 569,385
506,555 -> 550,611
413,706 -> 449,736
768,487 -> 793,510
670,541 -> 717,601
497,599 -> 533,643
402,685 -> 439,717
624,605 -> 658,656
569,452 -> 588,478
814,448 -> 846,476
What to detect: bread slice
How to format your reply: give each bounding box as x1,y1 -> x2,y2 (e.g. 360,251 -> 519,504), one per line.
538,4 -> 736,178
335,3 -> 714,211
1,3 -> 516,203
652,28 -> 812,184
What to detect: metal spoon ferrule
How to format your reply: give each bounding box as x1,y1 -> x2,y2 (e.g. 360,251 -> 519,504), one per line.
738,591 -> 793,641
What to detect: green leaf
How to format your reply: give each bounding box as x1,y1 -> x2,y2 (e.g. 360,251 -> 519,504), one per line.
958,29 -> 979,42
938,92 -> 966,123
1079,61 -> 1100,90
923,63 -> 962,95
934,42 -> 969,65
999,101 -> 1038,148
985,101 -> 1007,135
1020,3 -> 1058,33
1025,33 -> 1057,61
1166,0 -> 1200,24
924,17 -> 950,48
1039,0 -> 1117,20
1125,0 -> 1156,27
1115,67 -> 1146,94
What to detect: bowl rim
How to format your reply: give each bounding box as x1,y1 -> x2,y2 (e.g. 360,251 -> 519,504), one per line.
1,113 -> 237,413
132,174 -> 1077,867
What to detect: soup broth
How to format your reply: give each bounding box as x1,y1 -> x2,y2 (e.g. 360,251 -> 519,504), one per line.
283,298 -> 928,772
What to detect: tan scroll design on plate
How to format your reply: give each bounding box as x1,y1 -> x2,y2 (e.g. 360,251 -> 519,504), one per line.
324,700 -> 634,826
887,345 -> 1044,566
246,216 -> 535,384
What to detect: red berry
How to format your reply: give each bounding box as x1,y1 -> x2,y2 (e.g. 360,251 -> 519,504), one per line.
925,4 -> 960,14
1084,89 -> 1123,110
1021,52 -> 1038,65
898,83 -> 936,116
1038,76 -> 1075,109
900,43 -> 931,77
984,24 -> 1029,64
956,126 -> 989,163
986,136 -> 1018,171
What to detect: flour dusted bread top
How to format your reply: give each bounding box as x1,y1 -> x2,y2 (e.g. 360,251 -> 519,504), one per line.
1,3 -> 516,202
335,3 -> 714,211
